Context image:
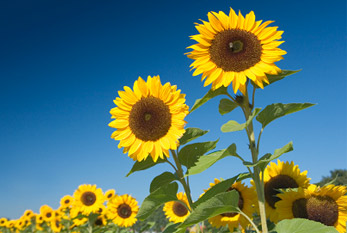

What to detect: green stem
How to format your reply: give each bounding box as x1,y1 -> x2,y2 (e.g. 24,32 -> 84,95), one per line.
170,149 -> 194,211
239,210 -> 261,233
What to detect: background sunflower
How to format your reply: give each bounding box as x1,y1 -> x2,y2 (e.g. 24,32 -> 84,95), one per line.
73,184 -> 105,215
107,194 -> 139,228
163,192 -> 190,223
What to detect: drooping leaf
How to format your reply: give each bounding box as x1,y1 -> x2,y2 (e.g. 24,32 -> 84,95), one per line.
178,139 -> 219,169
221,108 -> 261,132
186,144 -> 238,176
178,191 -> 240,229
219,98 -> 238,115
179,127 -> 209,146
256,103 -> 315,128
137,182 -> 178,220
274,218 -> 338,233
150,172 -> 178,193
126,157 -> 166,177
162,223 -> 181,233
253,70 -> 301,88
190,86 -> 228,113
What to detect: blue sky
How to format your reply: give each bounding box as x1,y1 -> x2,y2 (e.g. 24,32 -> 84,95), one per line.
0,0 -> 346,219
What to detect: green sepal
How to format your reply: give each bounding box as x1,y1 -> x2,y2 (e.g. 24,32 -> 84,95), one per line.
221,108 -> 261,132
186,144 -> 238,177
149,171 -> 178,193
190,86 -> 228,113
126,156 -> 166,177
137,182 -> 178,220
253,70 -> 301,89
179,127 -> 209,146
219,98 -> 238,115
274,218 -> 338,233
256,103 -> 315,128
178,139 -> 219,169
177,191 -> 240,229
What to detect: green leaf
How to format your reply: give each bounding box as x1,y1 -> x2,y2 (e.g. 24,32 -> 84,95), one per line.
256,103 -> 315,128
140,221 -> 156,232
162,223 -> 181,233
243,142 -> 293,170
190,86 -> 228,113
193,174 -> 244,208
254,70 -> 301,88
186,144 -> 238,176
221,108 -> 261,132
178,191 -> 240,229
178,139 -> 219,169
219,98 -> 238,115
274,218 -> 338,233
179,127 -> 209,146
150,172 -> 177,193
126,156 -> 166,177
137,182 -> 178,220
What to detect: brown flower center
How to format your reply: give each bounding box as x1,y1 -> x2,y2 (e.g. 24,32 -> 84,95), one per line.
81,191 -> 97,206
292,196 -> 338,226
94,218 -> 103,226
117,204 -> 132,219
107,193 -> 113,199
46,212 -> 52,218
172,202 -> 188,217
209,29 -> 262,72
129,96 -> 172,141
221,187 -> 244,218
64,199 -> 70,204
265,175 -> 298,209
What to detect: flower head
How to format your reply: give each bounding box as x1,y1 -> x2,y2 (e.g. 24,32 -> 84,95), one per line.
163,192 -> 190,223
107,194 -> 139,227
73,184 -> 105,215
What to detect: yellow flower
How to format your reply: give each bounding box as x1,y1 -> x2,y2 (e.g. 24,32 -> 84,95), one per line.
163,192 -> 190,223
109,75 -> 189,162
187,7 -> 286,94
107,194 -> 139,227
69,207 -> 88,227
0,218 -> 7,227
23,210 -> 34,219
50,217 -> 62,233
40,205 -> 55,222
252,160 -> 310,223
204,179 -> 256,231
73,184 -> 105,215
104,189 -> 116,200
276,184 -> 347,233
60,195 -> 73,209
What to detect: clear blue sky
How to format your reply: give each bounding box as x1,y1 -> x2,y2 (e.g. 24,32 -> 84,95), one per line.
0,0 -> 346,219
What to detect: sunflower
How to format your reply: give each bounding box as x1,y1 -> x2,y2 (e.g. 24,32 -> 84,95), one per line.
107,194 -> 139,227
73,184 -> 105,215
276,184 -> 347,233
23,209 -> 34,219
252,160 -> 310,223
40,205 -> 55,222
163,192 -> 190,223
60,195 -> 73,209
0,218 -> 8,227
50,217 -> 62,233
204,178 -> 256,232
109,75 -> 189,162
69,207 -> 88,227
105,189 -> 116,200
187,7 -> 286,94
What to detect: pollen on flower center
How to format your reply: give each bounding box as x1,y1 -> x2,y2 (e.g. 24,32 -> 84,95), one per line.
172,202 -> 188,217
117,204 -> 132,219
209,29 -> 262,72
307,195 -> 338,226
129,96 -> 172,141
265,175 -> 298,208
81,192 -> 97,206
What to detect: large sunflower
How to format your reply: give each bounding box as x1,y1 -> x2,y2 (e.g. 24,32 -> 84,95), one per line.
73,184 -> 105,215
109,75 -> 189,162
187,8 -> 286,94
253,160 -> 310,223
204,178 -> 256,232
107,194 -> 139,227
276,184 -> 347,233
163,192 -> 190,223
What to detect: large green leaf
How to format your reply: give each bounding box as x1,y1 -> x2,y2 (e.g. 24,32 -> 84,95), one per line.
149,172 -> 178,193
274,219 -> 338,233
178,139 -> 219,169
221,108 -> 261,132
126,157 -> 166,177
178,191 -> 240,229
253,70 -> 300,88
219,98 -> 238,115
186,144 -> 238,176
162,223 -> 181,233
179,127 -> 209,146
243,142 -> 293,171
256,103 -> 315,128
190,86 -> 228,113
137,182 -> 178,220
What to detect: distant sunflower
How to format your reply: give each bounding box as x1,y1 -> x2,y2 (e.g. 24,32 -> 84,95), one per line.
205,179 -> 256,231
50,217 -> 62,233
163,192 -> 190,223
60,195 -> 73,209
107,194 -> 139,227
187,8 -> 286,94
276,184 -> 347,233
40,205 -> 55,222
73,184 -> 105,215
105,189 -> 116,200
23,210 -> 34,219
109,75 -> 189,162
0,218 -> 7,227
69,208 -> 88,227
253,160 -> 310,223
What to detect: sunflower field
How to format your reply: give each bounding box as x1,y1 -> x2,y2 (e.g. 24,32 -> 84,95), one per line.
1,4 -> 346,233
